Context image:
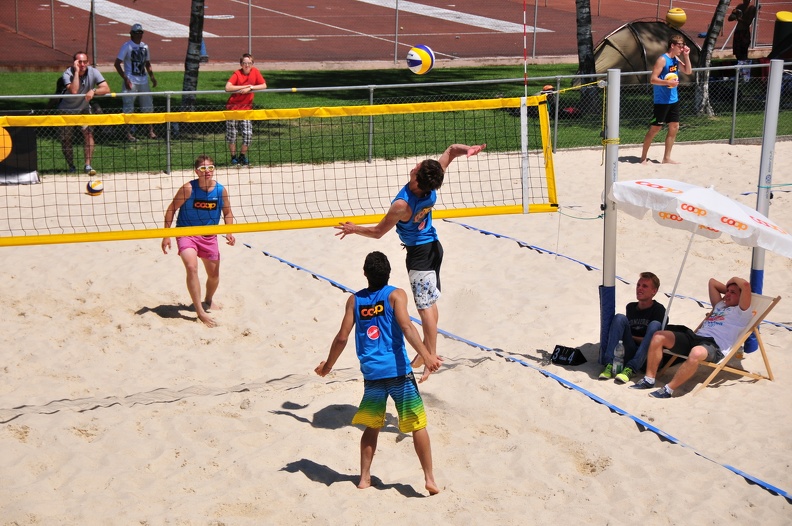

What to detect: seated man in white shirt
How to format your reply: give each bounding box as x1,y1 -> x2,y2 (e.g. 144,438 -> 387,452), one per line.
631,276 -> 752,398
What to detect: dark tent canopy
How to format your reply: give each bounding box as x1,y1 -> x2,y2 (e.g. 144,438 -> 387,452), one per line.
595,19 -> 702,84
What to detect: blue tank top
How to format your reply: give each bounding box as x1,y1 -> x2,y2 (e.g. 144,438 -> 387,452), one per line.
393,184 -> 438,247
354,285 -> 410,380
176,179 -> 224,227
653,54 -> 679,105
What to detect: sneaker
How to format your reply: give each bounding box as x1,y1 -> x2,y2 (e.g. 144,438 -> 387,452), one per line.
239,154 -> 249,166
84,164 -> 96,176
650,386 -> 672,399
598,363 -> 613,380
68,165 -> 76,173
630,378 -> 656,390
614,367 -> 634,384
231,155 -> 239,166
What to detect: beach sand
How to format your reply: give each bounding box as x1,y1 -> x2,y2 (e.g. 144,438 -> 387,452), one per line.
1,142 -> 791,523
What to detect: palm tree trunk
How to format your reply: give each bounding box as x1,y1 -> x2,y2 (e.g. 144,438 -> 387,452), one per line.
181,0 -> 205,111
575,0 -> 599,113
695,0 -> 732,115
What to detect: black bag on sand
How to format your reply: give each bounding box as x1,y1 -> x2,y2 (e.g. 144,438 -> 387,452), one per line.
551,345 -> 587,366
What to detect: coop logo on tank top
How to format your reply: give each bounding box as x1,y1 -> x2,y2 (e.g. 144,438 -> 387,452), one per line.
359,301 -> 385,319
193,200 -> 218,210
414,206 -> 432,230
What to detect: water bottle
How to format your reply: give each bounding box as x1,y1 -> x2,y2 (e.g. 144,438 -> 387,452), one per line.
613,340 -> 625,375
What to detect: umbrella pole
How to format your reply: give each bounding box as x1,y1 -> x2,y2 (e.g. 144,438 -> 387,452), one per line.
662,230 -> 697,329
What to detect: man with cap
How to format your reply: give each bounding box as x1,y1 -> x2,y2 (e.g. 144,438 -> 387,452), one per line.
115,23 -> 158,141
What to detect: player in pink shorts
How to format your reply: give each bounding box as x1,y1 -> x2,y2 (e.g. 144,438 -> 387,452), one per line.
176,235 -> 220,261
162,155 -> 235,327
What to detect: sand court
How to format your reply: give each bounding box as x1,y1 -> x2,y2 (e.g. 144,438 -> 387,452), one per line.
1,143 -> 791,523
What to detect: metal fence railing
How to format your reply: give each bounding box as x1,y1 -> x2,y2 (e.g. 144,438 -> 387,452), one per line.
1,62 -> 790,177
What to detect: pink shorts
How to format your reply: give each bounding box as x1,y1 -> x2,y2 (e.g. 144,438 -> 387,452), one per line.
177,235 -> 220,260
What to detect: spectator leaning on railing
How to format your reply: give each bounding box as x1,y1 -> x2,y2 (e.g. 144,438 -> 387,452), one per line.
57,51 -> 110,176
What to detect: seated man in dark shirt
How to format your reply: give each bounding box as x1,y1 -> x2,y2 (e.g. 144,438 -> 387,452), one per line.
600,272 -> 666,384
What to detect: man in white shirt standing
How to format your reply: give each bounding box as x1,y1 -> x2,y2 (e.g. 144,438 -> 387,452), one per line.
114,23 -> 158,141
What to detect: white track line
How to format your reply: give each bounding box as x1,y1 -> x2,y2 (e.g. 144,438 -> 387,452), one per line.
56,0 -> 218,38
354,0 -> 551,33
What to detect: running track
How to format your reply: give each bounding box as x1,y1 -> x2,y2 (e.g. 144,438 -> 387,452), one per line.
1,0 -> 791,70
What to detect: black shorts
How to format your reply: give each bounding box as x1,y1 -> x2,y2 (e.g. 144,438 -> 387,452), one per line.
669,328 -> 724,363
650,102 -> 680,126
405,240 -> 443,290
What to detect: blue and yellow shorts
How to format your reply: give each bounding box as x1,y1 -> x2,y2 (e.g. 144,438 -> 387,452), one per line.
352,372 -> 427,433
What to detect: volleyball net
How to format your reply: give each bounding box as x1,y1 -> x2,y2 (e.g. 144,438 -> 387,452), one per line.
0,96 -> 557,247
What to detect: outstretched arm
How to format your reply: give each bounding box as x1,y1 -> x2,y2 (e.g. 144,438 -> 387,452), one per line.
437,143 -> 486,171
316,294 -> 356,376
335,199 -> 411,240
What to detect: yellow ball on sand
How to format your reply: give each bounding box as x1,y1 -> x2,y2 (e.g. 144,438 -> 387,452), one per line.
86,179 -> 104,196
666,8 -> 686,28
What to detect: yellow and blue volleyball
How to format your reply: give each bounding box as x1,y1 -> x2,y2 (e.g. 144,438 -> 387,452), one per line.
664,72 -> 679,87
86,179 -> 104,196
406,45 -> 435,75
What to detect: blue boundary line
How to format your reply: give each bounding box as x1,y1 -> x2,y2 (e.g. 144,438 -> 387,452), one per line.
443,218 -> 792,332
241,239 -> 791,503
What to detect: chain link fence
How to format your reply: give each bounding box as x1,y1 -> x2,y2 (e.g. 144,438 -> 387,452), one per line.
1,62 -> 790,177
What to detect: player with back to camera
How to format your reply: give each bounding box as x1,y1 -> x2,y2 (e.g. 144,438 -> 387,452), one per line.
640,36 -> 692,165
161,155 -> 235,328
316,251 -> 443,494
334,143 -> 485,376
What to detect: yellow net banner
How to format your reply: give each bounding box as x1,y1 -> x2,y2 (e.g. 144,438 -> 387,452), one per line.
0,96 -> 556,247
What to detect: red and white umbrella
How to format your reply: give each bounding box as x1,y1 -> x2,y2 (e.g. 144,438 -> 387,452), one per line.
609,178 -> 792,324
611,179 -> 792,257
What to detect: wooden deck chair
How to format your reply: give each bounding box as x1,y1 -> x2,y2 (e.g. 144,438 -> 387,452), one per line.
659,293 -> 782,395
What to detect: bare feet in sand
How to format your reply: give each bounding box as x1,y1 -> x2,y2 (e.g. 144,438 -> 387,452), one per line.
662,158 -> 681,164
197,311 -> 217,328
357,476 -> 439,496
426,479 -> 440,495
202,300 -> 221,312
196,300 -> 220,327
